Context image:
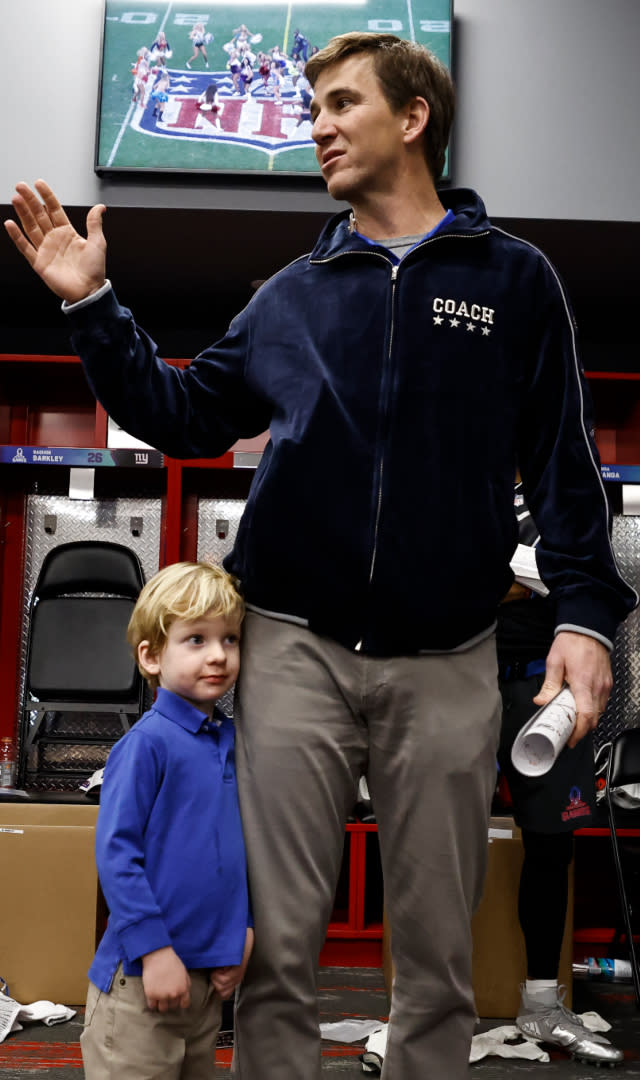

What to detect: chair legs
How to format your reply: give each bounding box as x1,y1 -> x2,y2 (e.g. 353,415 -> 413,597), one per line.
606,800 -> 640,1009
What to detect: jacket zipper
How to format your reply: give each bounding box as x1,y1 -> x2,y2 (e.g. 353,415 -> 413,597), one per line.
313,231 -> 489,652
354,262 -> 399,653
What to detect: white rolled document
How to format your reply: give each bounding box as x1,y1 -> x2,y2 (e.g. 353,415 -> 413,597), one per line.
511,686 -> 576,777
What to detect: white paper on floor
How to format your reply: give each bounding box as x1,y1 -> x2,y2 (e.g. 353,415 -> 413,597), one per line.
320,1019 -> 387,1043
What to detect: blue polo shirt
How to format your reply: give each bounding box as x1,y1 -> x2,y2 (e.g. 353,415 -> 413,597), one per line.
89,687 -> 250,992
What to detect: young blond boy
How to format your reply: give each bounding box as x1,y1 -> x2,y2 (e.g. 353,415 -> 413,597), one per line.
81,561 -> 253,1080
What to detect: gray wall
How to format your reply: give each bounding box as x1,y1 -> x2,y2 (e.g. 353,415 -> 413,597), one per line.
3,0 -> 639,220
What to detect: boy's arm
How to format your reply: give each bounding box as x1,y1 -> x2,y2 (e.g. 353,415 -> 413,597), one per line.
95,733 -> 174,965
98,735 -> 194,1009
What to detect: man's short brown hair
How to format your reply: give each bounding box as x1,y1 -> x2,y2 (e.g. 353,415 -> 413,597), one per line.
305,32 -> 455,182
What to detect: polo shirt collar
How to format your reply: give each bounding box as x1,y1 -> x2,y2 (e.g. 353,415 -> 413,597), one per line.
153,686 -> 211,733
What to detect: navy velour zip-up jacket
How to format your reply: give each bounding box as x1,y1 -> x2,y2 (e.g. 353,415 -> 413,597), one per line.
67,188 -> 636,656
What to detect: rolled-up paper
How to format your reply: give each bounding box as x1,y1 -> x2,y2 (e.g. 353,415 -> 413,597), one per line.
511,686 -> 576,777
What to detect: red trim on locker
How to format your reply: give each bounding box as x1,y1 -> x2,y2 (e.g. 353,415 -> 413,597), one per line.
0,490 -> 26,740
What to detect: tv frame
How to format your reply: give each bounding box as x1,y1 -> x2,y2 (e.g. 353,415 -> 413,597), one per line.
94,0 -> 453,181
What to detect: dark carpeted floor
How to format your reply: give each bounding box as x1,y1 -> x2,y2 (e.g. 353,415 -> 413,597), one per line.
1,968 -> 640,1077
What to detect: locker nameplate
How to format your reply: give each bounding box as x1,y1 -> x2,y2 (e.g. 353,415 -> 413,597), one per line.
1,447 -> 164,468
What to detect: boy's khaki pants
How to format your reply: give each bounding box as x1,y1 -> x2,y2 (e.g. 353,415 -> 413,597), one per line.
81,966 -> 221,1080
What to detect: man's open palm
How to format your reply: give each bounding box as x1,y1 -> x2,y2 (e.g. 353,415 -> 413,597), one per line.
4,180 -> 107,304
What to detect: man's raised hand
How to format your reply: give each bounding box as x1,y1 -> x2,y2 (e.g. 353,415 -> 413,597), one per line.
4,180 -> 107,305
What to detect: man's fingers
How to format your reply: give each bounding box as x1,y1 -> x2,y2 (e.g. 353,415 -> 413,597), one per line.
13,183 -> 55,240
567,713 -> 593,749
86,203 -> 107,244
532,673 -> 563,707
10,181 -> 77,249
3,219 -> 37,265
33,179 -> 73,230
568,683 -> 600,747
532,652 -> 565,707
9,194 -> 45,249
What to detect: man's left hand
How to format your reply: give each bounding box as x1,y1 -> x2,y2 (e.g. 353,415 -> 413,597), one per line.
533,631 -> 612,747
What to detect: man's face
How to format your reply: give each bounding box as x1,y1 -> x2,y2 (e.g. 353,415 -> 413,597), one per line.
311,54 -> 410,204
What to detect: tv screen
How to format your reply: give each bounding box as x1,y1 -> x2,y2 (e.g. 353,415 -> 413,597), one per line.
95,0 -> 453,179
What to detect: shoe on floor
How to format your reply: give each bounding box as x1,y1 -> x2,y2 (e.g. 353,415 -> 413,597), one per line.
516,984 -> 624,1066
359,1051 -> 382,1074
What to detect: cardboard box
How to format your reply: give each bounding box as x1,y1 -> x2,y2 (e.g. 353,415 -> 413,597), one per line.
0,802 -> 99,1006
382,817 -> 573,1018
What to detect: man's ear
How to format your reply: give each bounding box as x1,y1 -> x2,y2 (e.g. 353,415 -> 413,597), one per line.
402,95 -> 429,145
138,640 -> 161,678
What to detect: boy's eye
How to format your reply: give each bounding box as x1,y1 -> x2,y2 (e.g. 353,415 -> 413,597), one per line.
225,633 -> 240,645
189,634 -> 204,645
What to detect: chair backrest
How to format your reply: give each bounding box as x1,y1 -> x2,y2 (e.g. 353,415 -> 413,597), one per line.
34,540 -> 144,600
27,541 -> 145,703
607,727 -> 640,794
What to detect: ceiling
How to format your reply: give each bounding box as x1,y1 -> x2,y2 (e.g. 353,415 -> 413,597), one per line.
1,204 -> 638,370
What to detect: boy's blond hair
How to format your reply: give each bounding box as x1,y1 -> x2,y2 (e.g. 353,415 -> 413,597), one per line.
127,561 -> 244,690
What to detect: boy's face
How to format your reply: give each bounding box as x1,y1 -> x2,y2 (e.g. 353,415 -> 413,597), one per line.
139,612 -> 241,716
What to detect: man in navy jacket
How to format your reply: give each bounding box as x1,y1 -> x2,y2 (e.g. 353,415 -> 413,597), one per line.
5,31 -> 636,1080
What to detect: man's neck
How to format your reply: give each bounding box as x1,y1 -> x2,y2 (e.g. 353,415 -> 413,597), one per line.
349,187 -> 447,242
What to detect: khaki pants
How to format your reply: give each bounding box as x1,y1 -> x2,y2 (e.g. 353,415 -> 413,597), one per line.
81,967 -> 222,1080
231,613 -> 501,1080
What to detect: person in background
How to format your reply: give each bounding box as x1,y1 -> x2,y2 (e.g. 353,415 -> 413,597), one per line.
149,30 -> 172,61
5,31 -> 636,1080
291,29 -> 310,63
186,23 -> 209,70
80,561 -> 253,1080
130,48 -> 150,106
149,72 -> 170,121
497,481 -> 623,1065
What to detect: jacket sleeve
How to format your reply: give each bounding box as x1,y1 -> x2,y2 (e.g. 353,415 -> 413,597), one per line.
66,287 -> 272,459
517,256 -> 637,647
94,731 -> 172,963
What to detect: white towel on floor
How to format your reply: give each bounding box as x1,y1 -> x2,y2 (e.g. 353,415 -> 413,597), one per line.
470,1025 -> 550,1062
360,1010 -> 613,1070
0,995 -> 76,1043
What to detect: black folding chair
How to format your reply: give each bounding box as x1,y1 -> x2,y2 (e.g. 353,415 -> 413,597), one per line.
605,726 -> 640,1008
20,540 -> 146,786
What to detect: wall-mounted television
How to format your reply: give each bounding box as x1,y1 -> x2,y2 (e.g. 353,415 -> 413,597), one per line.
95,0 -> 453,179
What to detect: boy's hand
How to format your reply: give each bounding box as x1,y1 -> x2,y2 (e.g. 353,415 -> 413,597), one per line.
4,180 -> 107,304
210,928 -> 255,1000
141,946 -> 191,1011
209,967 -> 238,1000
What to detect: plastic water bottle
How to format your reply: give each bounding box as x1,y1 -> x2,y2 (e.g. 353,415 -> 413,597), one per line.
583,957 -> 633,979
0,737 -> 16,788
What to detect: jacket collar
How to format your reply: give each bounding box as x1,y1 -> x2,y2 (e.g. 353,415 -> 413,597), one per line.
309,187 -> 491,262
